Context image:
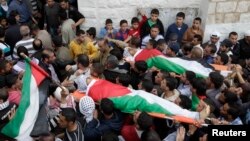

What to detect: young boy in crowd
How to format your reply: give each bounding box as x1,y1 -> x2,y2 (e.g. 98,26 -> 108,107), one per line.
99,18 -> 117,39
219,39 -> 233,56
115,19 -> 129,41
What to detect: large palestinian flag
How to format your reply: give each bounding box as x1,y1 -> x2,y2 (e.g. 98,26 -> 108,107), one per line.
134,49 -> 214,78
1,58 -> 48,140
87,79 -> 201,124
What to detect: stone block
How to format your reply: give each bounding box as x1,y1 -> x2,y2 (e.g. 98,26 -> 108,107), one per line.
240,13 -> 250,23
215,13 -> 224,23
210,0 -> 226,2
77,0 -> 95,8
236,1 -> 250,13
207,14 -> 215,24
78,8 -> 96,18
208,2 -> 216,14
216,1 -> 237,13
224,13 -> 240,23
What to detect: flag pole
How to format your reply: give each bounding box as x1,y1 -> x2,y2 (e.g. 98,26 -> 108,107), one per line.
20,53 -> 65,90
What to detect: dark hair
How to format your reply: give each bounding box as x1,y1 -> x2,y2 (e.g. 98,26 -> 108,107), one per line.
148,39 -> 157,49
217,53 -> 229,65
209,72 -> 224,89
41,49 -> 54,60
105,19 -> 113,25
193,34 -> 203,42
227,103 -> 241,120
76,29 -> 85,36
59,11 -> 68,21
224,91 -> 238,104
33,39 -> 43,50
130,37 -> 141,47
0,27 -> 5,38
179,95 -> 192,110
52,36 -> 63,47
151,8 -> 159,15
185,71 -> 196,82
31,24 -> 40,31
100,98 -> 114,115
17,46 -> 28,59
183,43 -> 193,53
92,63 -> 104,77
141,130 -> 161,141
191,78 -> 207,96
77,54 -> 89,67
60,108 -> 76,123
87,27 -> 96,38
110,49 -> 123,61
135,61 -> 148,73
5,73 -> 18,88
0,60 -> 9,72
7,16 -> 16,25
141,79 -> 154,92
229,31 -> 238,37
150,24 -> 160,30
165,77 -> 178,91
176,12 -> 185,19
131,17 -> 139,24
120,19 -> 128,26
102,132 -> 119,141
0,88 -> 8,102
157,39 -> 166,46
208,44 -> 217,54
59,0 -> 68,3
117,73 -> 131,87
194,17 -> 202,23
106,55 -> 119,69
137,112 -> 153,130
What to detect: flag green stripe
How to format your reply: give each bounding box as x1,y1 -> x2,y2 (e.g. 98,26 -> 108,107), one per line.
110,94 -> 173,116
1,62 -> 32,137
146,56 -> 206,78
191,94 -> 200,111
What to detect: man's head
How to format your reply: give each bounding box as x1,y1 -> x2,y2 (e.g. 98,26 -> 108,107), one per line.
100,98 -> 114,116
98,38 -> 109,53
0,88 -> 8,104
106,55 -> 119,69
90,63 -> 104,78
87,27 -> 96,39
244,30 -> 250,43
210,31 -> 221,44
47,0 -> 55,7
76,29 -> 86,43
150,24 -> 160,38
59,0 -> 69,10
76,54 -> 89,69
116,73 -> 131,87
59,11 -> 68,21
52,36 -> 63,47
228,32 -> 238,45
31,24 -> 40,36
129,37 -> 141,48
134,61 -> 148,74
131,17 -> 139,29
5,73 -> 22,90
220,39 -> 232,53
119,19 -> 128,32
133,111 -> 153,130
176,12 -> 185,26
166,42 -> 180,57
213,53 -> 229,65
146,39 -> 157,49
190,78 -> 207,96
41,49 -> 56,64
220,103 -> 241,121
191,46 -> 203,59
204,44 -> 217,56
17,46 -> 28,59
182,43 -> 193,56
192,17 -> 202,29
105,19 -> 113,30
206,72 -> 224,89
154,70 -> 170,84
191,34 -> 203,46
20,24 -> 30,37
150,9 -> 159,22
160,77 -> 178,91
33,39 -> 43,51
180,71 -> 196,85
58,108 -> 77,128
138,79 -> 154,93
156,39 -> 167,52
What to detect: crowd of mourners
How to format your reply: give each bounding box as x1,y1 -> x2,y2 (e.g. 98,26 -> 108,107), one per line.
0,0 -> 250,141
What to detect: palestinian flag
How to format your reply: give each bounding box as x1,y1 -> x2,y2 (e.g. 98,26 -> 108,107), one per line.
134,49 -> 214,78
1,58 -> 48,140
87,79 -> 200,124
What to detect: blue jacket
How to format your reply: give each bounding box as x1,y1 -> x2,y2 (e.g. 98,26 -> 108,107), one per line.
165,23 -> 188,43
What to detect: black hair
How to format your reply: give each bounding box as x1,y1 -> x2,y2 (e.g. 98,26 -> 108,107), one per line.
17,46 -> 28,59
217,53 -> 229,65
33,39 -> 43,50
208,44 -> 217,54
135,61 -> 148,73
227,103 -> 241,120
59,0 -> 68,3
191,78 -> 207,96
179,95 -> 192,110
31,24 -> 40,31
193,34 -> 203,42
102,132 -> 119,141
150,24 -> 160,30
5,73 -> 18,88
151,8 -> 159,15
182,43 -> 193,54
131,17 -> 139,24
110,49 -> 123,61
100,98 -> 114,115
77,54 -> 90,67
0,60 -> 9,72
165,77 -> 178,91
59,11 -> 68,21
92,63 -> 104,77
130,37 -> 141,47
105,19 -> 113,25
87,27 -> 96,38
119,19 -> 128,26
76,29 -> 85,36
209,72 -> 224,89
141,79 -> 154,92
137,112 -> 153,130
7,16 -> 16,25
60,108 -> 76,123
0,88 -> 8,102
148,39 -> 157,49
157,39 -> 166,46
176,12 -> 185,19
106,55 -> 119,69
141,130 -> 161,141
117,73 -> 131,87
229,31 -> 238,37
194,17 -> 202,23
224,91 -> 238,104
52,36 -> 63,47
41,48 -> 54,60
185,71 -> 196,82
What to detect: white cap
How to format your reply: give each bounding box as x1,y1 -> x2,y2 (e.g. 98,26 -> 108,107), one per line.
245,30 -> 250,36
210,31 -> 221,38
53,86 -> 68,101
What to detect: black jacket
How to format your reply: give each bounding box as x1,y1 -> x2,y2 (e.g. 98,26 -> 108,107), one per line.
140,19 -> 164,39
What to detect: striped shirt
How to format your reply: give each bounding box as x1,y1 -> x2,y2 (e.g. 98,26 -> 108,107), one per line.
13,38 -> 35,59
141,35 -> 164,49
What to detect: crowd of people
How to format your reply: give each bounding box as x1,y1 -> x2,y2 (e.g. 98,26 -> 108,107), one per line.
0,0 -> 250,141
